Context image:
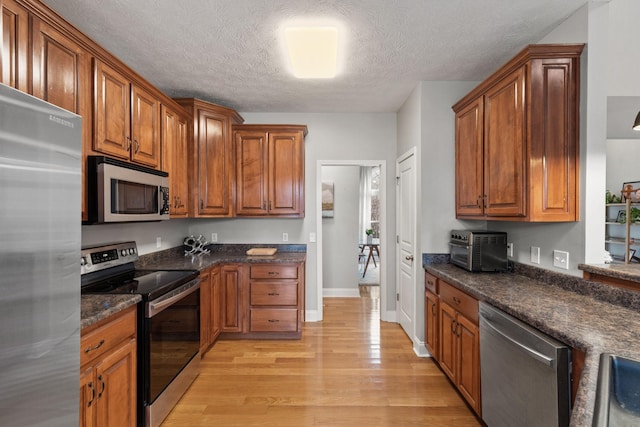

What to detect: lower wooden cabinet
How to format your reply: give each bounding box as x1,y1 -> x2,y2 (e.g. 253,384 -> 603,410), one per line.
426,273 -> 481,417
200,266 -> 222,355
80,305 -> 136,427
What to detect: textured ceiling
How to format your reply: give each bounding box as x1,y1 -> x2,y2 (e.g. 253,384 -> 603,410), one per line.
41,0 -> 589,113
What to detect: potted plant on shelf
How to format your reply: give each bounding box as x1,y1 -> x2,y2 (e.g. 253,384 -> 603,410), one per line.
366,228 -> 374,244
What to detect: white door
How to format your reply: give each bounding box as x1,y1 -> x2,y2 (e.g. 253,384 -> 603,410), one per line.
397,151 -> 416,339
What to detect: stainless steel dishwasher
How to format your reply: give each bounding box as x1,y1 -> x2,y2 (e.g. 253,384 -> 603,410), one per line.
479,302 -> 572,427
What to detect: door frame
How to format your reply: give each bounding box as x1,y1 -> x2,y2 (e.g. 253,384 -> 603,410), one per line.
316,160 -> 388,322
395,148 -> 421,352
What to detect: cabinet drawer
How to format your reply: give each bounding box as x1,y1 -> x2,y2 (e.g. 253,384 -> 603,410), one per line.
250,282 -> 298,306
249,309 -> 298,332
439,281 -> 478,324
250,264 -> 298,279
425,272 -> 438,294
81,307 -> 136,366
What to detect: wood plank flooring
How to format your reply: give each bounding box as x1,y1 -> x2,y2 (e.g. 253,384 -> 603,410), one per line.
161,297 -> 482,426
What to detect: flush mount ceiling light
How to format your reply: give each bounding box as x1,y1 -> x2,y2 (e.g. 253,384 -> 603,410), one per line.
634,111 -> 640,131
283,26 -> 338,79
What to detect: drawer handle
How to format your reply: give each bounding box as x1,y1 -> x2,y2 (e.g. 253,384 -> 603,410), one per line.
84,339 -> 105,354
267,272 -> 279,276
87,382 -> 95,407
452,296 -> 461,305
268,319 -> 280,323
267,292 -> 280,296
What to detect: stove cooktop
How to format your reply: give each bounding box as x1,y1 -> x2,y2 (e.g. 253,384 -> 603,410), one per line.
81,269 -> 199,301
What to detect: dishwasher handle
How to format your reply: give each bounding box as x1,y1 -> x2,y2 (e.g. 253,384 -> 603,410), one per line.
482,316 -> 555,367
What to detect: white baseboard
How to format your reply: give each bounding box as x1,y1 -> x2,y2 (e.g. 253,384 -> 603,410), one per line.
381,309 -> 396,323
413,341 -> 430,358
322,288 -> 360,297
305,310 -> 321,322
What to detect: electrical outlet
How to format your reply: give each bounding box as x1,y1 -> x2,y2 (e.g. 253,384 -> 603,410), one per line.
282,232 -> 288,242
309,232 -> 316,243
530,246 -> 540,264
156,237 -> 162,248
211,233 -> 218,242
553,250 -> 570,269
507,243 -> 514,257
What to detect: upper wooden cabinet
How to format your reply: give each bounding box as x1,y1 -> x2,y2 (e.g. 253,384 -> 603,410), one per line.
1,0 -> 29,92
161,104 -> 190,217
234,124 -> 307,217
94,59 -> 160,169
453,44 -> 583,222
175,98 -> 243,217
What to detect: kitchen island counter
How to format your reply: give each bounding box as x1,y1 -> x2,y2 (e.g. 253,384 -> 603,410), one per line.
424,261 -> 640,427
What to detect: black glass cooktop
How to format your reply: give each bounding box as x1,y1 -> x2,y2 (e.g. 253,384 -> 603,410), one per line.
82,269 -> 199,301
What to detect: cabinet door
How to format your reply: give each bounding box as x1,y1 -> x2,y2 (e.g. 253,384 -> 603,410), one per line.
457,313 -> 481,415
483,66 -> 526,217
210,266 -> 222,342
268,131 -> 304,216
1,0 -> 29,92
95,338 -> 136,427
235,130 -> 268,215
455,97 -> 484,217
199,269 -> 212,354
131,83 -> 159,168
195,108 -> 232,216
79,367 -> 96,427
425,290 -> 439,360
161,105 -> 189,216
438,301 -> 457,383
93,59 -> 131,160
221,265 -> 242,332
528,56 -> 579,221
31,17 -> 92,221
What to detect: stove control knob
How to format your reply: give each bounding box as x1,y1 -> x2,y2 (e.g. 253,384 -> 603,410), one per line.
120,249 -> 126,257
129,248 -> 135,255
80,256 -> 87,266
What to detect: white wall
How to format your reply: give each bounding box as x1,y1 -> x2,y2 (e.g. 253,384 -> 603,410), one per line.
606,140 -> 640,192
608,0 -> 640,97
321,165 -> 360,294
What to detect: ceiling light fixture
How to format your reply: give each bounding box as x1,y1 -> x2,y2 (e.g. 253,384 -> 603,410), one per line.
634,111 -> 640,131
283,26 -> 338,79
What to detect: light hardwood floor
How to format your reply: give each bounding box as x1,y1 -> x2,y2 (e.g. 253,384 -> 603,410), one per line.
161,296 -> 482,426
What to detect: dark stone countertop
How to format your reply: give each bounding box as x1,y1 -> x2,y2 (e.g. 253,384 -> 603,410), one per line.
81,244 -> 307,331
423,261 -> 640,427
81,294 -> 141,330
579,262 -> 640,284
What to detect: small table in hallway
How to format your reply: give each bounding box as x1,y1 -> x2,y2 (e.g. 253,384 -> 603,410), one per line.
359,240 -> 380,278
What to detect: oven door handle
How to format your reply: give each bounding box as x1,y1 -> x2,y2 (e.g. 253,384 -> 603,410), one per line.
147,278 -> 200,318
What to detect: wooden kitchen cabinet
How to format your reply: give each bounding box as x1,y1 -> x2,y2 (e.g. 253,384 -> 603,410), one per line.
438,280 -> 481,416
453,44 -> 583,222
199,266 -> 222,355
247,263 -> 304,338
221,264 -> 243,333
424,273 -> 439,359
80,305 -> 136,427
1,0 -> 29,92
174,98 -> 243,217
234,125 -> 307,217
93,59 -> 160,169
161,104 -> 190,217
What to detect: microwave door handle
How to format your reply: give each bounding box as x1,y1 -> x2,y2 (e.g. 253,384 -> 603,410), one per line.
449,242 -> 469,250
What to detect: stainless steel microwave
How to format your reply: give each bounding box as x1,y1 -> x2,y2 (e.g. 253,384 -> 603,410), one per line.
86,156 -> 169,224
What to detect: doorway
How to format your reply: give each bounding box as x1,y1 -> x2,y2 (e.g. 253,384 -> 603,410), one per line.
316,160 -> 387,322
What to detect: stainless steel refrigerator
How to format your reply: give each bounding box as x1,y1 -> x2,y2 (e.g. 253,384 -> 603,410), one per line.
0,83 -> 81,426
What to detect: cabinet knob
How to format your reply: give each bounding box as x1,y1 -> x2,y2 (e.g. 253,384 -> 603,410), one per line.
452,296 -> 461,305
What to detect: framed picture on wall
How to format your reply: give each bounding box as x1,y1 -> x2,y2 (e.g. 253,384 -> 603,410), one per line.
322,181 -> 334,217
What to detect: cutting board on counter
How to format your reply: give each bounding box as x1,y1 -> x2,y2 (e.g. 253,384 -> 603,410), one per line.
246,248 -> 278,256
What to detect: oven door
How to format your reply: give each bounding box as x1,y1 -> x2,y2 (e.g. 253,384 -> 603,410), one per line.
142,279 -> 200,407
449,242 -> 473,271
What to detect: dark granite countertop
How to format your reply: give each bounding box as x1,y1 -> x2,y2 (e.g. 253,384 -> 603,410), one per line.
81,294 -> 141,330
135,244 -> 307,271
423,261 -> 640,427
81,244 -> 307,331
579,262 -> 640,284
